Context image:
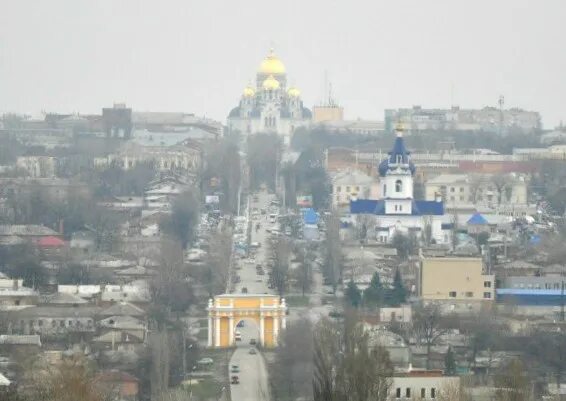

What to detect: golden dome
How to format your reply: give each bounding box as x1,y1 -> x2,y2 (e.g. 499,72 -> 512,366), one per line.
288,86 -> 301,97
259,48 -> 286,75
243,84 -> 255,97
262,75 -> 280,90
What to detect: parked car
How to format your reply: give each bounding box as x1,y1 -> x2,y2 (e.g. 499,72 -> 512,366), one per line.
231,375 -> 240,384
249,338 -> 257,345
235,331 -> 242,341
249,348 -> 257,355
231,364 -> 240,373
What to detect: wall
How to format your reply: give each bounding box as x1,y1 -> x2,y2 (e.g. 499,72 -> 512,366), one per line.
421,257 -> 494,302
390,375 -> 460,400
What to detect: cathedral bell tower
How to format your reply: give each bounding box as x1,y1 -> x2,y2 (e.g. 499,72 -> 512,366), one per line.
378,123 -> 415,215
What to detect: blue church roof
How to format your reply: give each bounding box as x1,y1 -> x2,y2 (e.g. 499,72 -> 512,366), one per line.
467,212 -> 488,225
378,135 -> 416,177
350,199 -> 444,216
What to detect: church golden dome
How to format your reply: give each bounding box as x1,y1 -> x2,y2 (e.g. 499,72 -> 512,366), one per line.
259,48 -> 286,75
243,84 -> 255,97
262,75 -> 280,90
287,86 -> 301,97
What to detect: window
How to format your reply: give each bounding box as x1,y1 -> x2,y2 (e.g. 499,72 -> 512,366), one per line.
421,388 -> 426,398
406,388 -> 411,398
450,196 -> 455,201
449,291 -> 457,298
460,187 -> 465,192
465,292 -> 473,297
396,180 -> 403,192
383,185 -> 387,196
484,281 -> 491,288
396,388 -> 401,398
554,283 -> 560,290
355,186 -> 360,192
38,320 -> 43,327
459,196 -> 464,201
346,186 -> 351,192
14,300 -> 20,306
431,388 -> 436,399
59,320 -> 65,328
450,187 -> 455,193
399,205 -> 403,212
484,292 -> 492,299
337,186 -> 341,193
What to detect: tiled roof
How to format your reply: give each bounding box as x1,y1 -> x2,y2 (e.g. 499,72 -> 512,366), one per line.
0,225 -> 58,237
0,335 -> 41,346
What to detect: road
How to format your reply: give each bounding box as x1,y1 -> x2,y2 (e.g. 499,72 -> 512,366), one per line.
229,190 -> 273,401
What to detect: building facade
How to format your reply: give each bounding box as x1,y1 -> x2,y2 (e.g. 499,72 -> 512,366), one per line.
425,173 -> 529,213
227,49 -> 312,144
385,105 -> 541,134
420,257 -> 494,304
331,169 -> 379,208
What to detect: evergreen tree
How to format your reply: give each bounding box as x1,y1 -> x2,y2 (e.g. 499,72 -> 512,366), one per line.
363,272 -> 384,308
444,346 -> 457,376
388,269 -> 407,306
345,280 -> 362,308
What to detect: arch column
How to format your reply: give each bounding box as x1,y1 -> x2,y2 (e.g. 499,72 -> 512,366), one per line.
259,315 -> 265,347
208,316 -> 213,347
228,315 -> 235,346
215,317 -> 221,347
273,314 -> 279,345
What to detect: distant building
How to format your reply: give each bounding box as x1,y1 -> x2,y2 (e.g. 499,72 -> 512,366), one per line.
424,173 -> 529,213
313,105 -> 344,122
227,49 -> 312,144
420,257 -> 494,307
385,105 -> 541,134
331,169 -> 379,208
16,156 -> 58,178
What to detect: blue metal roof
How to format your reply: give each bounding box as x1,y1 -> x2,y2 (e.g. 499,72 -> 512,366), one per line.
467,212 -> 489,225
302,208 -> 319,225
378,136 -> 416,177
496,288 -> 566,306
350,199 -> 444,216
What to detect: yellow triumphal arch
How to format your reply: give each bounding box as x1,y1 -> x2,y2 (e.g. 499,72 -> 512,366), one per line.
207,294 -> 287,348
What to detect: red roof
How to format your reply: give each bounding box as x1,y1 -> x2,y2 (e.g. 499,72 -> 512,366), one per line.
37,236 -> 65,247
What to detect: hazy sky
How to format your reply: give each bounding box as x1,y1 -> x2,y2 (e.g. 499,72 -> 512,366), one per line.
1,0 -> 565,128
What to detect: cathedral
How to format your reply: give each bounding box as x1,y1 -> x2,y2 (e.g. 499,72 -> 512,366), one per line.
350,124 -> 451,245
227,49 -> 312,144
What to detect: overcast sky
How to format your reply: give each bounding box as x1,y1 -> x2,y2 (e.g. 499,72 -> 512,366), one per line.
1,0 -> 565,128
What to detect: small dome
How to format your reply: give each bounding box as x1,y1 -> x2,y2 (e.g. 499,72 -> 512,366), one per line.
259,48 -> 286,75
262,75 -> 280,90
288,87 -> 301,97
243,85 -> 255,97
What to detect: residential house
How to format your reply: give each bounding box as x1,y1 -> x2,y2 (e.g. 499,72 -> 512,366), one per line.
331,169 -> 379,209
0,279 -> 38,308
0,225 -> 60,242
16,156 -> 58,178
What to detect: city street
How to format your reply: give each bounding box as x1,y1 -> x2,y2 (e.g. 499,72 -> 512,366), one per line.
229,189 -> 274,401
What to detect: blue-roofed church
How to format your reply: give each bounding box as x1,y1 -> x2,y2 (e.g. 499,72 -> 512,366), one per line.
350,123 -> 451,245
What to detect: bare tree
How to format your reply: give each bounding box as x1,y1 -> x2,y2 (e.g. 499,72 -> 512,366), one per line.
271,317 -> 314,401
324,210 -> 343,293
313,312 -> 393,401
412,303 -> 448,370
491,174 -> 511,206
494,359 -> 530,401
270,237 -> 291,296
293,245 -> 313,297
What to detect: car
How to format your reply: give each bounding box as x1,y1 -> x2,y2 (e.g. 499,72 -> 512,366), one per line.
241,287 -> 248,294
236,321 -> 245,327
231,364 -> 240,373
249,338 -> 257,345
249,347 -> 257,355
235,331 -> 242,341
197,357 -> 214,366
231,375 -> 240,384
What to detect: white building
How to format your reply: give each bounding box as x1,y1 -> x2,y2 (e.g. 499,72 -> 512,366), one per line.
424,173 -> 529,213
331,169 -> 379,208
350,125 -> 451,245
227,49 -> 312,144
391,374 -> 460,400
16,156 -> 58,178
